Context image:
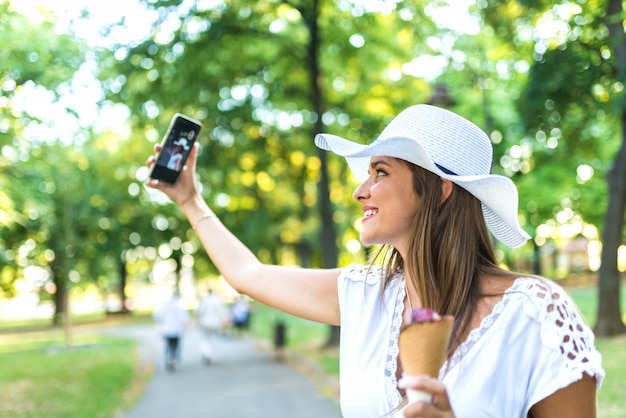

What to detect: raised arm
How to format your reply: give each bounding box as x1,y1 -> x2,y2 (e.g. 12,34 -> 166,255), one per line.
146,143 -> 341,326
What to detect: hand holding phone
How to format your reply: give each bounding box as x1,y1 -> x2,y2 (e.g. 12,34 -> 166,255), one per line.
149,113 -> 202,184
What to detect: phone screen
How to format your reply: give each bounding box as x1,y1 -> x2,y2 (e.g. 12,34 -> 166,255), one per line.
149,113 -> 202,184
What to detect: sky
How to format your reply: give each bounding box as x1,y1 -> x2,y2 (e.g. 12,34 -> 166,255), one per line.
12,0 -> 155,46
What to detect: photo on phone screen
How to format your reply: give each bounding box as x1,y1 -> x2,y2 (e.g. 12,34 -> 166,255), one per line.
149,113 -> 202,184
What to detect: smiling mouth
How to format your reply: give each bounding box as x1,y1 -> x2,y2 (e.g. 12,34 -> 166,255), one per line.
364,209 -> 378,217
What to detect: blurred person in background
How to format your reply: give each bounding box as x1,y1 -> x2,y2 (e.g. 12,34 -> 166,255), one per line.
153,289 -> 190,371
196,289 -> 230,364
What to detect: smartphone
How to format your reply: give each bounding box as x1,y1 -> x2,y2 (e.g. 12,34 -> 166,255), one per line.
149,113 -> 202,184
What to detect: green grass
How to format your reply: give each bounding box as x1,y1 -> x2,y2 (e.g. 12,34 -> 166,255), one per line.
566,284 -> 626,326
0,331 -> 150,418
246,302 -> 340,375
593,335 -> 626,418
0,311 -> 154,335
248,303 -> 331,350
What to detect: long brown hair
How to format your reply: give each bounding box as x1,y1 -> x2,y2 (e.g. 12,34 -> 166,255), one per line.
372,161 -> 512,356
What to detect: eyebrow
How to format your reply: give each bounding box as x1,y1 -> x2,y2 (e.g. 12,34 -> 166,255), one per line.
369,158 -> 393,169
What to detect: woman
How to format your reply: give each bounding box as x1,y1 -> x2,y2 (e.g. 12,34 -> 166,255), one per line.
146,104 -> 604,417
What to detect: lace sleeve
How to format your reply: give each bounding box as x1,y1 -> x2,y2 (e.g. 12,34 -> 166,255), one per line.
518,278 -> 605,389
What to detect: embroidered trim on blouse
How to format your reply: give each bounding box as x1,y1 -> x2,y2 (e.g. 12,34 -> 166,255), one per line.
443,277 -> 604,388
345,264 -> 405,408
384,274 -> 405,408
346,263 -> 383,284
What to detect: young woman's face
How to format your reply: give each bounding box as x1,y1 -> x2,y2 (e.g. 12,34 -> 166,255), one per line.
352,156 -> 420,254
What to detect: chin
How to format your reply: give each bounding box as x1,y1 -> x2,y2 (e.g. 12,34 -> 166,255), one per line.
360,235 -> 382,247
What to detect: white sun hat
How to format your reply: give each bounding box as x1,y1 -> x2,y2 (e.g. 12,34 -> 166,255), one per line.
314,104 -> 531,248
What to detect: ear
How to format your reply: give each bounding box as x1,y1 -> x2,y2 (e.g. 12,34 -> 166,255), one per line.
440,178 -> 453,203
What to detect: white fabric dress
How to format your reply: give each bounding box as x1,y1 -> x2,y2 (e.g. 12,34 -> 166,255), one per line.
337,264 -> 604,418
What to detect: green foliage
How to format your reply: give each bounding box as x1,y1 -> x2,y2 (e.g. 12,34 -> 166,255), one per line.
99,0 -> 442,271
514,0 -> 624,234
0,3 -> 177,299
0,4 -> 85,296
0,2 -> 82,94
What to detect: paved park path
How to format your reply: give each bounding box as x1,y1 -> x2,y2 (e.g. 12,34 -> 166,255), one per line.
105,324 -> 342,418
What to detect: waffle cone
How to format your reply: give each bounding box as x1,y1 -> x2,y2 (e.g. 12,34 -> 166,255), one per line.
398,317 -> 453,377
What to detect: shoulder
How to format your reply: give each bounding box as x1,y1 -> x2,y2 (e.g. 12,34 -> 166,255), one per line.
337,264 -> 405,310
505,276 -> 578,321
338,264 -> 404,285
338,264 -> 384,284
503,277 -> 583,330
503,277 -> 604,387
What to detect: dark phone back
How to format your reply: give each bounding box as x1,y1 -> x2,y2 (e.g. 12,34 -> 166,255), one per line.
149,113 -> 202,184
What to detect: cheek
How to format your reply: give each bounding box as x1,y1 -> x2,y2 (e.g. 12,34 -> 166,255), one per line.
398,197 -> 420,227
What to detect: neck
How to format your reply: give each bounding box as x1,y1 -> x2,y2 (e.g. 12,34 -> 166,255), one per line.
404,280 -> 419,323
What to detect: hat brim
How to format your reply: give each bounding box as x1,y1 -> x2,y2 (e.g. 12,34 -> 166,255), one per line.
315,133 -> 530,248
173,140 -> 190,151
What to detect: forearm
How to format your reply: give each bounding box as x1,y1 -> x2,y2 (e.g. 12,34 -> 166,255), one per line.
180,193 -> 262,291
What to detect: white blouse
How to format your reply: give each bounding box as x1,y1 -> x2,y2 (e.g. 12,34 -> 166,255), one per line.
337,264 -> 605,418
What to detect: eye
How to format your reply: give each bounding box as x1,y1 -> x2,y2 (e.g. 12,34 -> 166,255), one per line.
374,168 -> 388,178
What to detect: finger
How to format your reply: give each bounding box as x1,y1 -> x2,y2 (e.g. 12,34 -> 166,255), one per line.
400,376 -> 453,416
431,387 -> 452,412
398,375 -> 429,389
185,142 -> 199,172
404,400 -> 447,418
414,379 -> 450,411
145,178 -> 162,190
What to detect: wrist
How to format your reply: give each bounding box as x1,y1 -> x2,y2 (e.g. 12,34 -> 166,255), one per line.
179,191 -> 200,209
179,194 -> 215,229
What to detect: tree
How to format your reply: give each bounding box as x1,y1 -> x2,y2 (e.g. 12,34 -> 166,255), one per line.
597,0 -> 626,335
0,2 -> 162,324
0,1 -> 83,312
512,0 -> 626,335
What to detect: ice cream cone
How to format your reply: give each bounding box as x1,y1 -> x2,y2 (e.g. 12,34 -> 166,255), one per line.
398,316 -> 454,403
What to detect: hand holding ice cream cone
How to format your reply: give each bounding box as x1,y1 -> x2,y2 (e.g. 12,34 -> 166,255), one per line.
398,308 -> 454,404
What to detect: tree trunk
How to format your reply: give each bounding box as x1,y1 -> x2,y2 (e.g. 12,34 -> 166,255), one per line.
63,281 -> 72,347
50,234 -> 67,327
595,0 -> 626,337
119,253 -> 129,312
302,0 -> 341,347
595,106 -> 626,336
52,264 -> 65,327
532,240 -> 542,276
174,250 -> 183,292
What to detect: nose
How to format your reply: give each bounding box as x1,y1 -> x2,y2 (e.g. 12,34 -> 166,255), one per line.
353,179 -> 370,202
